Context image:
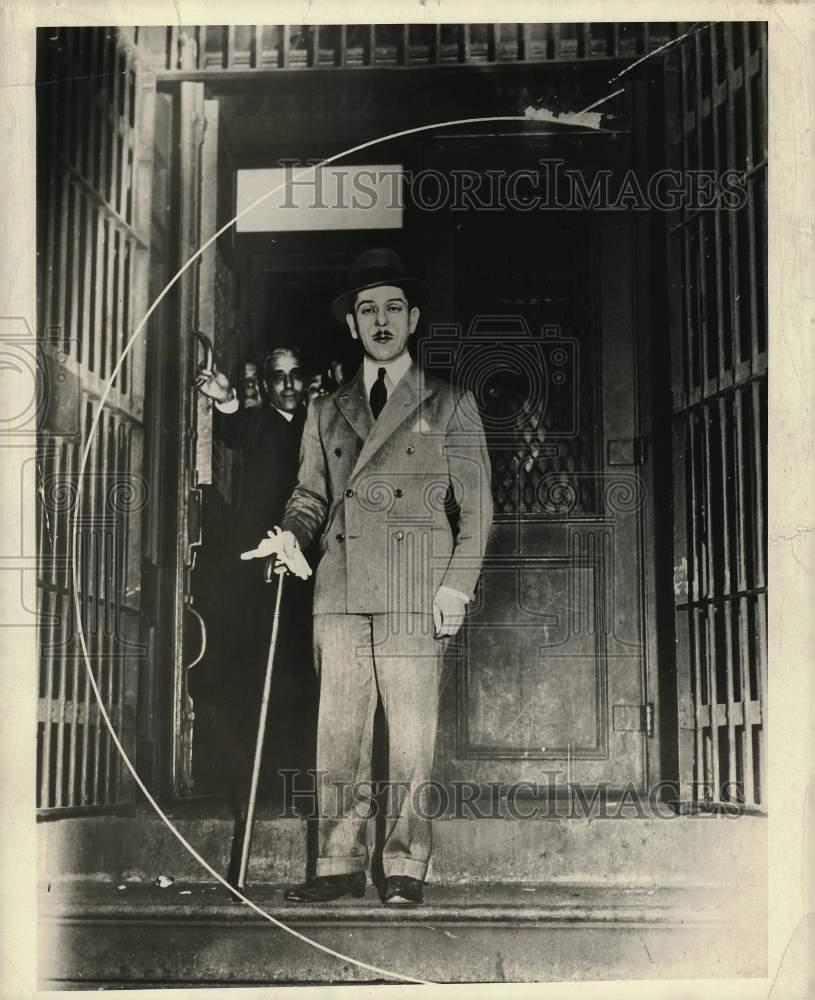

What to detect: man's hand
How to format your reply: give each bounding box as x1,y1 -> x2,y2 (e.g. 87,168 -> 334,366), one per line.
432,588 -> 468,638
241,527 -> 312,580
195,361 -> 233,403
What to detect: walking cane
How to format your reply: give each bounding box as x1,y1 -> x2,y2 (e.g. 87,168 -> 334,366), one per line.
235,553 -> 285,892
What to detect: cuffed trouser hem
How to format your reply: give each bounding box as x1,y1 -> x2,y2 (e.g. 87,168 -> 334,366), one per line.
383,857 -> 429,881
316,856 -> 368,877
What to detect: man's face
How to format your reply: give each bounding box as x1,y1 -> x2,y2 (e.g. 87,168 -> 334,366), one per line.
263,351 -> 305,412
241,362 -> 261,408
306,373 -> 327,403
346,284 -> 419,363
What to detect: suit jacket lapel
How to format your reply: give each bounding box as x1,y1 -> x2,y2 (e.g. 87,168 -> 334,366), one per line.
351,364 -> 431,479
333,369 -> 373,443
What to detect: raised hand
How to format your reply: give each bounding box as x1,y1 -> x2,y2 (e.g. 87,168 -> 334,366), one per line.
195,361 -> 233,403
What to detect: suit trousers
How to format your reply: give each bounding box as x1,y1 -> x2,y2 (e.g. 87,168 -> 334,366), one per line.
312,612 -> 446,880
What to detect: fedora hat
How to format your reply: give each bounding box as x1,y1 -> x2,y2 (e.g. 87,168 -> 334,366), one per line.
330,248 -> 430,323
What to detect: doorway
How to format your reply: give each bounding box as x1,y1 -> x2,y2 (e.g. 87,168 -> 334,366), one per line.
163,93 -> 663,805
213,211 -> 658,803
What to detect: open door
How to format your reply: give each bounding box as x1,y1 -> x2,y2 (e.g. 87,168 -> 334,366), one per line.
172,87 -> 231,796
141,80 -> 236,799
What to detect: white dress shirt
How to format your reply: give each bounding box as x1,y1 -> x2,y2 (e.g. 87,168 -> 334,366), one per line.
362,351 -> 412,400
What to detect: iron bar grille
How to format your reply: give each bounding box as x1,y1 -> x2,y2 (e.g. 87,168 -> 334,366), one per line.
137,23 -> 690,74
665,23 -> 767,809
36,28 -> 149,809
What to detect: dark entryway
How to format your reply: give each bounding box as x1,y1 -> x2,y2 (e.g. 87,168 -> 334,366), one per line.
204,117 -> 664,802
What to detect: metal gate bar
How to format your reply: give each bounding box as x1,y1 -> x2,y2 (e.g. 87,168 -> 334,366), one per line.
666,22 -> 767,808
36,28 -> 149,810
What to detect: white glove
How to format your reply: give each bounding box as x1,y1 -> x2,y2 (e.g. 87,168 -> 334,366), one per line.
432,587 -> 468,638
240,527 -> 312,580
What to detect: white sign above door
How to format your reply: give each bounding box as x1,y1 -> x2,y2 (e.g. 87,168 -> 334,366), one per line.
235,165 -> 404,232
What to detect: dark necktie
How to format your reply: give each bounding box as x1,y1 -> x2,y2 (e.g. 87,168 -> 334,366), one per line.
369,367 -> 388,419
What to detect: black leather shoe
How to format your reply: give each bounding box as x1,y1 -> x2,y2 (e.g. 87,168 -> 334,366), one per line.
383,875 -> 424,905
283,872 -> 366,903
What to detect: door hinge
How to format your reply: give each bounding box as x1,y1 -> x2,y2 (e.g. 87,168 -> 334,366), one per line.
644,702 -> 654,738
612,702 -> 654,737
607,436 -> 648,467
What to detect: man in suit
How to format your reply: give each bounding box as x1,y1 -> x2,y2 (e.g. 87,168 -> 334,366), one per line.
243,249 -> 493,905
202,348 -> 308,552
194,347 -> 316,806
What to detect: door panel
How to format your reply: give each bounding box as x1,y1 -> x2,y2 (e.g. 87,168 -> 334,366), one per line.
170,83 -> 225,796
139,89 -> 175,791
462,561 -> 602,754
437,210 -> 649,792
171,88 -> 238,797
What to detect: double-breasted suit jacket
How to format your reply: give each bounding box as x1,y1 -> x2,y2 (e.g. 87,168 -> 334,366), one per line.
280,363 -> 493,618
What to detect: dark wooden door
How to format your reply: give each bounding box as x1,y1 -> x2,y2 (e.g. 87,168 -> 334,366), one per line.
138,81 -> 224,797
171,87 -> 227,795
436,209 -> 651,793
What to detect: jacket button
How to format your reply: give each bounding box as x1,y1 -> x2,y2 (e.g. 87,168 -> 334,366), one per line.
406,446 -> 415,455
394,488 -> 404,498
335,533 -> 345,543
344,488 -> 354,498
394,530 -> 404,541
334,447 -> 342,457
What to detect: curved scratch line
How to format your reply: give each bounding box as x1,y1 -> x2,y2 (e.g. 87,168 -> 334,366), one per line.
69,113 -> 547,987
579,88 -> 625,115
607,22 -> 710,86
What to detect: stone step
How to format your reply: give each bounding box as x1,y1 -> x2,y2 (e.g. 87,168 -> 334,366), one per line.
39,806 -> 766,888
39,879 -> 766,986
